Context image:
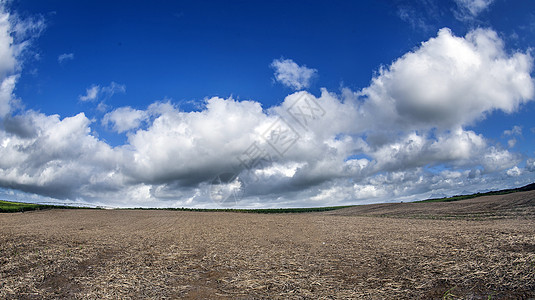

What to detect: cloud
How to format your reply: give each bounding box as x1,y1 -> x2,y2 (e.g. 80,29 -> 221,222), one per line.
454,0 -> 494,18
271,58 -> 317,90
0,5 -> 45,117
397,6 -> 432,32
504,125 -> 522,136
2,114 -> 37,138
367,128 -> 491,172
0,75 -> 17,117
504,126 -> 522,148
123,97 -> 269,186
101,81 -> 126,97
79,85 -> 99,102
57,52 -> 74,63
102,106 -> 148,133
79,82 -> 125,102
1,89 -> 525,208
0,3 -> 46,117
10,11 -> 46,44
0,10 -> 17,80
527,159 -> 535,172
0,96 -> 271,206
506,166 -> 522,177
395,1 -> 442,32
359,28 -> 534,131
0,23 -> 534,208
0,111 -> 121,200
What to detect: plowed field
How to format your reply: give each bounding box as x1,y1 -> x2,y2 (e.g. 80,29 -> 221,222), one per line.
1,191 -> 534,299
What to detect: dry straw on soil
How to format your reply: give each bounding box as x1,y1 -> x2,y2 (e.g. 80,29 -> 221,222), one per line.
1,191 -> 535,299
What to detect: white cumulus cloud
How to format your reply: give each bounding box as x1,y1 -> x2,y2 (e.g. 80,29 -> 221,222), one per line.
506,166 -> 522,177
359,28 -> 534,131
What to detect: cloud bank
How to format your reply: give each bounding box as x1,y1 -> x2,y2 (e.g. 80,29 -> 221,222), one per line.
0,3 -> 533,208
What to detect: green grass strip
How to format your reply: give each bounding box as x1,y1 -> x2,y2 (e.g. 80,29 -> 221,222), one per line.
0,200 -> 85,213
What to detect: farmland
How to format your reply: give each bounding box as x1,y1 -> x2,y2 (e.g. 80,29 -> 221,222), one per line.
0,201 -> 75,213
1,191 -> 534,299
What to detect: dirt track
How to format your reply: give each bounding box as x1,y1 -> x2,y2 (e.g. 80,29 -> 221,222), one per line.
1,192 -> 535,299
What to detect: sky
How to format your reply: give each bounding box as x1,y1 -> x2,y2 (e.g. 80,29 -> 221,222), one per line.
0,0 -> 534,208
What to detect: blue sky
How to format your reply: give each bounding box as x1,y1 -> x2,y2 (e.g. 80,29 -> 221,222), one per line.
0,0 -> 534,208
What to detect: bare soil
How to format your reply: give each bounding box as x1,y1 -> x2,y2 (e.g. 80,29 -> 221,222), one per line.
1,191 -> 534,299
326,190 -> 535,220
